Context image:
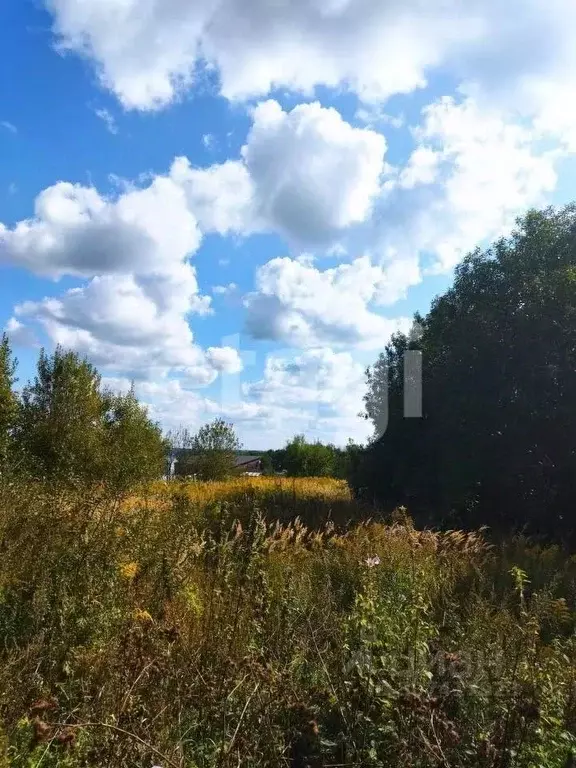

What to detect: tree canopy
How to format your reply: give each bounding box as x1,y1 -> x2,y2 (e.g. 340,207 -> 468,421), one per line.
358,205 -> 576,538
282,435 -> 335,477
0,334 -> 17,470
173,418 -> 241,480
11,346 -> 165,491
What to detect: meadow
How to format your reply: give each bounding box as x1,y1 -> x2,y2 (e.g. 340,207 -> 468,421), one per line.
1,477 -> 576,767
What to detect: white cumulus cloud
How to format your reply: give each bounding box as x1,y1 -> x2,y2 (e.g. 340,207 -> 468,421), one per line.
243,347 -> 372,443
12,265 -> 242,382
0,175 -> 200,278
43,0 -> 576,153
0,170 -> 244,383
242,100 -> 386,245
245,256 -> 413,349
378,96 -> 559,272
172,100 -> 386,246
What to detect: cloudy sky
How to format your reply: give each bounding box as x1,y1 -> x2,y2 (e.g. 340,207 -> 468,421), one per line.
1,0 -> 576,448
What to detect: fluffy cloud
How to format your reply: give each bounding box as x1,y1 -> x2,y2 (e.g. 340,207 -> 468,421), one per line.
0,170 -> 246,382
4,317 -> 38,348
103,376 -> 301,441
242,100 -> 386,245
0,169 -> 234,381
172,100 -> 386,245
206,346 -> 243,374
245,256 -> 414,349
45,0 -> 576,142
212,283 -> 237,296
0,97 -> 390,388
4,96 -> 552,295
43,0 -> 470,109
170,158 -> 254,237
244,347 -> 371,443
104,346 -> 372,447
0,175 -> 200,278
245,347 -> 363,412
379,96 -> 559,271
397,146 -> 440,190
12,265 -> 240,382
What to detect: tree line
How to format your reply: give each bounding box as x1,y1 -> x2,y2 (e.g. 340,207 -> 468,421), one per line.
0,343 -> 166,492
265,435 -> 362,479
167,424 -> 363,480
355,205 -> 576,540
0,342 -> 363,488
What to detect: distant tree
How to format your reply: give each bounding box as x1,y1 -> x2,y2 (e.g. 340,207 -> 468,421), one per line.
332,439 -> 364,481
17,347 -> 165,490
177,418 -> 241,480
103,386 -> 167,492
283,435 -> 335,477
260,452 -> 274,475
268,447 -> 287,473
0,334 -> 18,470
359,205 -> 576,538
18,347 -> 108,485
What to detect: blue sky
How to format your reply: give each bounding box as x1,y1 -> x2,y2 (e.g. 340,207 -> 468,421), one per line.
1,0 -> 575,448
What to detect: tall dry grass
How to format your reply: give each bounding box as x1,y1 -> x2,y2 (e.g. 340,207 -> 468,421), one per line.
0,478 -> 575,767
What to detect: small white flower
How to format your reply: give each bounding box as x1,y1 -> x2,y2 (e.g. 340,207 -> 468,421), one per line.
364,555 -> 381,568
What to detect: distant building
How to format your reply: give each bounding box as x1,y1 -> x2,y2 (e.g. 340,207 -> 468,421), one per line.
166,450 -> 263,478
234,455 -> 263,475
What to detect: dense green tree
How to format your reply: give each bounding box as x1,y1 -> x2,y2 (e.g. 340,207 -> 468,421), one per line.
17,347 -> 165,490
267,447 -> 287,473
176,418 -> 241,480
103,386 -> 167,491
359,205 -> 576,537
283,435 -> 335,477
260,452 -> 274,475
266,439 -> 364,481
332,439 -> 364,481
18,347 -> 108,484
0,334 -> 18,469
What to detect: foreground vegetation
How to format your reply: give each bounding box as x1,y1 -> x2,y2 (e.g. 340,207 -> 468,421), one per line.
2,477 -> 576,767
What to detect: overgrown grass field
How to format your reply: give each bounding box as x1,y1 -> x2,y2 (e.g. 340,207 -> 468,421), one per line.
1,477 -> 576,767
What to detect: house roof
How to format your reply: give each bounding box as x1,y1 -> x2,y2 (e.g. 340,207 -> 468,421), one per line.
234,455 -> 262,467
170,449 -> 262,466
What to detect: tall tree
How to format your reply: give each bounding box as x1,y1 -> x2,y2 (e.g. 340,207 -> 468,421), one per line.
283,435 -> 335,477
176,418 -> 241,480
0,334 -> 18,469
360,205 -> 576,537
103,385 -> 167,491
17,348 -> 165,490
18,347 -> 107,484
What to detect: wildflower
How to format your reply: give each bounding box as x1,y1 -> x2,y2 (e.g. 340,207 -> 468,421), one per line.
183,584 -> 203,616
31,717 -> 51,746
29,698 -> 58,716
56,727 -> 76,748
132,608 -> 153,623
119,561 -> 139,580
364,555 -> 381,568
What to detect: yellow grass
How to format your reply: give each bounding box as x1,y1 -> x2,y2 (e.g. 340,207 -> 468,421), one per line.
150,475 -> 351,501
